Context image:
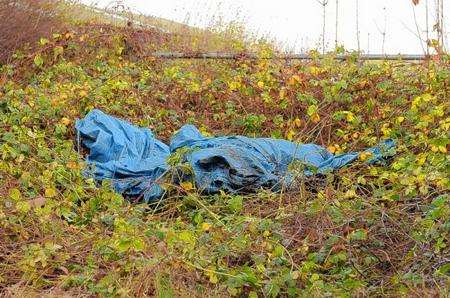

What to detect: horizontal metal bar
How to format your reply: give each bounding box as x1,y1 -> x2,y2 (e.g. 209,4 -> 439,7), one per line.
151,52 -> 429,61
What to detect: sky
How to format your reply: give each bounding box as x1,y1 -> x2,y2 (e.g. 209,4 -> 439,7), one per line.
80,0 -> 449,54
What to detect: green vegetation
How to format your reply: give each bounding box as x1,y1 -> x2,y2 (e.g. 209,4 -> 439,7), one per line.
0,6 -> 449,297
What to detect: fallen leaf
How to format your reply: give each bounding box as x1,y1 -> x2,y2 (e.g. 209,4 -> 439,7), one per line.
29,196 -> 47,208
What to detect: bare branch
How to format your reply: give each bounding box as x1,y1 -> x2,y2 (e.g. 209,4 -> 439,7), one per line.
411,2 -> 426,54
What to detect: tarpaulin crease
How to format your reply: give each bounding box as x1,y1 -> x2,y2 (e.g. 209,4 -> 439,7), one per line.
76,109 -> 395,202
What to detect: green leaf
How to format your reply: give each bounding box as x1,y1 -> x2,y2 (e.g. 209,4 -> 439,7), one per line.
307,104 -> 318,116
227,195 -> 243,213
34,55 -> 44,67
178,230 -> 195,247
272,244 -> 284,257
116,238 -> 132,252
39,38 -> 49,46
16,201 -> 31,213
436,263 -> 450,276
349,229 -> 368,241
9,188 -> 22,201
132,238 -> 145,251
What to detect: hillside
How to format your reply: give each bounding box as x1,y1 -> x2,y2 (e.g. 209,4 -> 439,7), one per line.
69,3 -> 251,54
0,2 -> 449,297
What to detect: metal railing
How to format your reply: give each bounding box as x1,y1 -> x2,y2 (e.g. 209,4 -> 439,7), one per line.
151,52 -> 429,61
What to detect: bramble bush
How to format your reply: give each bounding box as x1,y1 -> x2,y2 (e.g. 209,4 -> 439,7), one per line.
0,0 -> 67,64
0,15 -> 449,297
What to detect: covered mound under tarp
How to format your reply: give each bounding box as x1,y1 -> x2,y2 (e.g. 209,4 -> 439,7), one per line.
76,109 -> 396,202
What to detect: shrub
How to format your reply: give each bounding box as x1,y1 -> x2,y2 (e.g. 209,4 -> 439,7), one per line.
0,0 -> 63,63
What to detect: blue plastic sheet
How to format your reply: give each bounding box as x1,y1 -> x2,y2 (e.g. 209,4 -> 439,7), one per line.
76,109 -> 395,202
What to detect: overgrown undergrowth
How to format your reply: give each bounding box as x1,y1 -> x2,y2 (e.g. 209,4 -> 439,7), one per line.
0,22 -> 449,297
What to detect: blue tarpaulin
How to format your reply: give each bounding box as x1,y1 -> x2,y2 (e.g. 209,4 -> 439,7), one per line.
76,109 -> 395,202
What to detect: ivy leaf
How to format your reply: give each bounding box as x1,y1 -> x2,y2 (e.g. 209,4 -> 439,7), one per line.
39,38 -> 49,46
349,229 -> 368,241
9,188 -> 21,201
307,104 -> 318,117
227,196 -> 243,213
34,54 -> 44,67
16,201 -> 31,213
44,187 -> 57,198
181,181 -> 194,191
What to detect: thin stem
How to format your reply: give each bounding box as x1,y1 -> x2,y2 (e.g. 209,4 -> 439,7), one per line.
315,0 -> 328,54
335,0 -> 339,49
412,2 -> 426,54
382,7 -> 387,55
440,0 -> 445,50
435,0 -> 441,52
356,0 -> 360,52
426,0 -> 430,54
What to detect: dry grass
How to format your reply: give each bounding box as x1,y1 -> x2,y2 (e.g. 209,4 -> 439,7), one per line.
0,0 -> 64,64
0,2 -> 448,296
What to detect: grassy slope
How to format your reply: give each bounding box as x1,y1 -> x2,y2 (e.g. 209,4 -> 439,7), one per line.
0,8 -> 449,297
67,3 -> 248,54
67,3 -> 193,32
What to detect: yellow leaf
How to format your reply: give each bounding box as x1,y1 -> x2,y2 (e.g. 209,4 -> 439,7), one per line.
344,189 -> 357,198
67,161 -> 78,169
309,66 -> 320,76
65,32 -> 74,39
256,264 -> 266,272
16,201 -> 31,213
396,116 -> 405,124
181,181 -> 194,191
416,154 -> 427,165
288,76 -> 297,86
286,129 -> 295,141
199,126 -> 211,137
9,188 -> 22,201
206,267 -> 218,284
359,152 -> 373,161
293,118 -> 302,127
201,222 -> 211,232
381,124 -> 391,136
311,113 -> 320,123
346,112 -> 355,122
327,145 -> 337,154
79,90 -> 88,97
209,273 -> 218,284
60,117 -> 71,126
257,81 -> 265,88
310,273 -> 320,282
279,88 -> 286,99
44,187 -> 57,198
228,81 -> 241,91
